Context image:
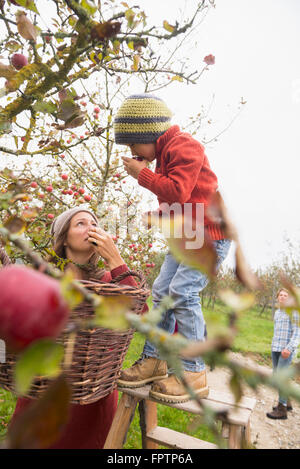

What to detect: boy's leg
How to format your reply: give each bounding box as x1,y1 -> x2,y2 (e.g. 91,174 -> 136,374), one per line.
142,252 -> 179,358
277,353 -> 293,406
267,351 -> 292,419
150,239 -> 231,402
117,253 -> 179,387
161,239 -> 231,370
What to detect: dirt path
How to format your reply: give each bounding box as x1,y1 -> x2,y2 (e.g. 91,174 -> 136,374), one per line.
207,352 -> 300,449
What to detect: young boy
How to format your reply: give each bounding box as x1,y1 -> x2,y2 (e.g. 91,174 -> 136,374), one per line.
114,94 -> 231,403
266,288 -> 300,420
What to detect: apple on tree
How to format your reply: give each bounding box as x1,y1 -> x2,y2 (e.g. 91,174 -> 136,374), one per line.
0,265 -> 70,352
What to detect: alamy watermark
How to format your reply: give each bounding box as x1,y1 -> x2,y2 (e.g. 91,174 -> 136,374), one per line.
95,202 -> 205,250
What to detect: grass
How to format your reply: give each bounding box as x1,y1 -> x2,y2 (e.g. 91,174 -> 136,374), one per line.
0,298 -> 282,447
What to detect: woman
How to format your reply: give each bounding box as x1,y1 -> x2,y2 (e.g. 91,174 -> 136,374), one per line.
10,206 -> 147,449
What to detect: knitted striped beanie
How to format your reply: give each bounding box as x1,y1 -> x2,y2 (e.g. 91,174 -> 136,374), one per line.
114,94 -> 172,144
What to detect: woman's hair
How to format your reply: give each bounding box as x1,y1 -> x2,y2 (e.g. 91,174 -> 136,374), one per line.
48,217 -> 106,281
276,287 -> 289,298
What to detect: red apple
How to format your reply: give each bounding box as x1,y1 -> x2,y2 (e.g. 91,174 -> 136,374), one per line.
61,174 -> 68,180
47,213 -> 54,219
84,195 -> 91,201
0,265 -> 70,352
11,53 -> 28,70
30,182 -> 38,188
78,188 -> 85,194
46,185 -> 53,192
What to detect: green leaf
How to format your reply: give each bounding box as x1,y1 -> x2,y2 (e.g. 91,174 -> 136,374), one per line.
80,0 -> 97,15
0,120 -> 12,135
4,216 -> 26,235
171,75 -> 183,82
93,295 -> 133,330
33,100 -> 57,115
125,8 -> 135,28
13,0 -> 39,14
60,271 -> 83,310
14,339 -> 64,395
163,20 -> 175,33
68,16 -> 77,27
56,98 -> 80,123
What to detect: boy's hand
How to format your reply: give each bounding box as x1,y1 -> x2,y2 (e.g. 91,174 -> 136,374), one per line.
281,348 -> 291,359
122,156 -> 147,179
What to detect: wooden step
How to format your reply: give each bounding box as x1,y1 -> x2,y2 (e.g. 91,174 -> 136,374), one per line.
147,426 -> 218,449
118,385 -> 256,427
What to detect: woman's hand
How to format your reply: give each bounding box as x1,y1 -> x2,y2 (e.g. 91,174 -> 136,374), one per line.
88,227 -> 124,270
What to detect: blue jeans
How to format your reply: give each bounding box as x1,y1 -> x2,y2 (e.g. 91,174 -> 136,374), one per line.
272,351 -> 293,405
143,238 -> 231,372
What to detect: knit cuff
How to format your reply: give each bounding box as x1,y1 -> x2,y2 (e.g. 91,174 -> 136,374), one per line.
138,167 -> 156,190
110,263 -> 128,279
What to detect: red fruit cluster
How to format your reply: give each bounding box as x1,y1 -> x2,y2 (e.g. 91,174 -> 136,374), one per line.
0,265 -> 70,352
204,54 -> 215,65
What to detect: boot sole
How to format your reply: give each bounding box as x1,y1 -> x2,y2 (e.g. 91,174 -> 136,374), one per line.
149,386 -> 209,403
117,374 -> 168,388
266,413 -> 287,420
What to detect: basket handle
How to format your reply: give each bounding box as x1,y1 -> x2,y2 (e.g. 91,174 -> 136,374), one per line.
110,270 -> 148,288
0,245 -> 12,267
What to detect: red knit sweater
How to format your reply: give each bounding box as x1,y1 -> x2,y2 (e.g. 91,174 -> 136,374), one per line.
138,125 -> 224,241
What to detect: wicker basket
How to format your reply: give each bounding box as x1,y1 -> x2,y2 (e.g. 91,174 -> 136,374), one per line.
0,246 -> 149,404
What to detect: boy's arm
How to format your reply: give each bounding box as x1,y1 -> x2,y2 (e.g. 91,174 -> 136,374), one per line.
138,137 -> 205,204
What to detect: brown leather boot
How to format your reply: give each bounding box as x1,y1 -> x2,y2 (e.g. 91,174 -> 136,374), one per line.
149,370 -> 209,403
266,402 -> 288,420
117,356 -> 168,388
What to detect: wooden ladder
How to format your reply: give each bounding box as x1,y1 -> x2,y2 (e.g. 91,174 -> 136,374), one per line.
104,385 -> 256,449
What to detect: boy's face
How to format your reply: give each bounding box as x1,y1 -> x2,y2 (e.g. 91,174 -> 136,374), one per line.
277,290 -> 289,306
127,143 -> 156,162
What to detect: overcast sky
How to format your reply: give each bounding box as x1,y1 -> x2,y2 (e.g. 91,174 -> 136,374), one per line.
136,0 -> 300,270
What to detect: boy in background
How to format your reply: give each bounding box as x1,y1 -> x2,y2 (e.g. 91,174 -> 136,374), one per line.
266,288 -> 300,419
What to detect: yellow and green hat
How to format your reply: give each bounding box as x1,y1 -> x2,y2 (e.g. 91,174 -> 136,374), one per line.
114,94 -> 172,144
